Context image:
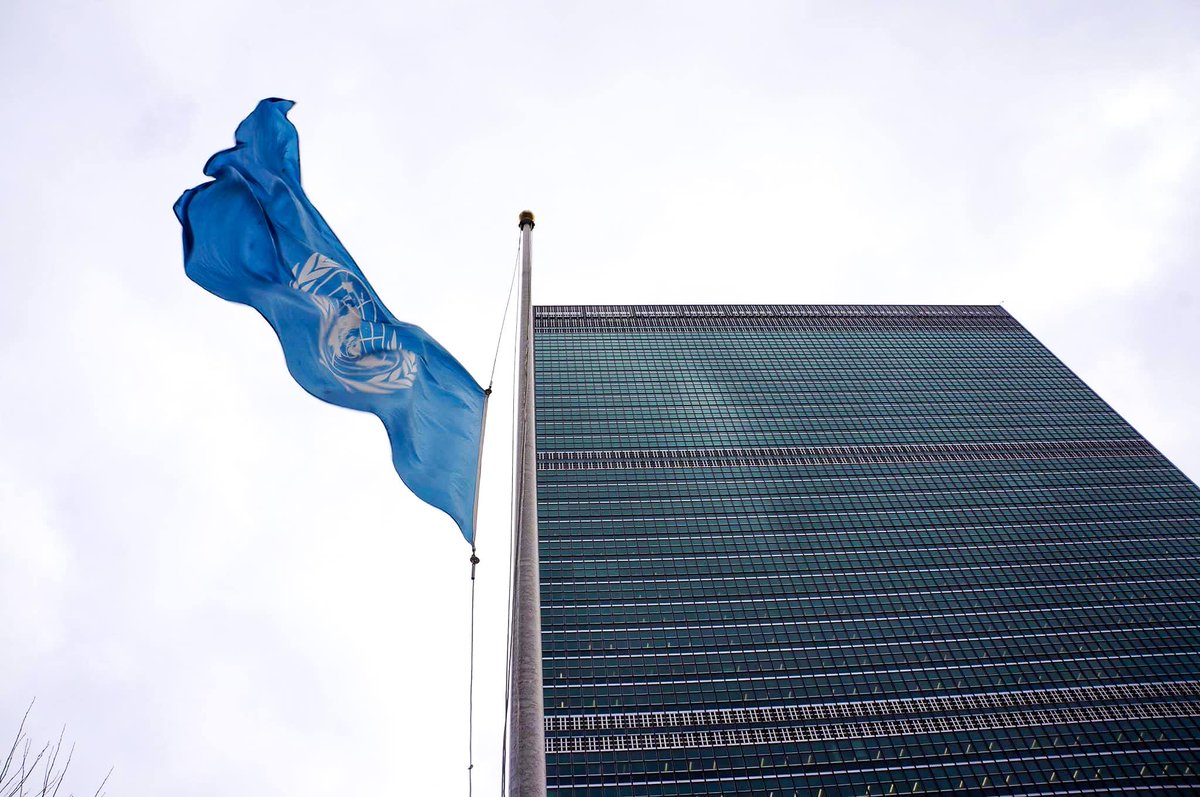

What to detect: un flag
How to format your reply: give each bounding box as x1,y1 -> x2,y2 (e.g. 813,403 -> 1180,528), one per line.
174,99 -> 485,543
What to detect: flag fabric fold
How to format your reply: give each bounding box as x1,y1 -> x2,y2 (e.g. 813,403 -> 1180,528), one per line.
174,98 -> 485,543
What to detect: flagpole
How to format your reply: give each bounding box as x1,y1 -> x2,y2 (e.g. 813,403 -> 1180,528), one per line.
508,210 -> 546,797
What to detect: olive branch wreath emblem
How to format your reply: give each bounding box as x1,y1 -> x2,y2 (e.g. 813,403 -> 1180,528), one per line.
291,253 -> 419,393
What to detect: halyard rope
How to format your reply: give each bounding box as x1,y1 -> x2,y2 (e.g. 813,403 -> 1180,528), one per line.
469,233 -> 521,797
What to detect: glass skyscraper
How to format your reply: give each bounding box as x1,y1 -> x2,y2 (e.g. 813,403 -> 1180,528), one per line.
532,304 -> 1200,796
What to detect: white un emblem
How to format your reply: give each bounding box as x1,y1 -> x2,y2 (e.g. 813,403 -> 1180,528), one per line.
290,253 -> 418,393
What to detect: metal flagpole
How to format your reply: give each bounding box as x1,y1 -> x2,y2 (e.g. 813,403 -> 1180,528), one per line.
508,210 -> 546,796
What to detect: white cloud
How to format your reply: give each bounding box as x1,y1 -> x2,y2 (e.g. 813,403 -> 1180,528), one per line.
0,465 -> 70,663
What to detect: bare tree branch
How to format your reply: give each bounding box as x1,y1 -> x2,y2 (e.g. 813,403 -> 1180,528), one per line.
91,768 -> 111,797
47,742 -> 72,797
0,700 -> 33,788
2,705 -> 107,797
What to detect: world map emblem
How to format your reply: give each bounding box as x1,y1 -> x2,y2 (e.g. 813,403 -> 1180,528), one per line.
290,253 -> 418,393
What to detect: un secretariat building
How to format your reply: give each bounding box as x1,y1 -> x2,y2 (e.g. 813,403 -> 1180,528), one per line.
533,305 -> 1200,796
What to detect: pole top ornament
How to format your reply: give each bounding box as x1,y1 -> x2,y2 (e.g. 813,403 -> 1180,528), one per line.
518,210 -> 535,229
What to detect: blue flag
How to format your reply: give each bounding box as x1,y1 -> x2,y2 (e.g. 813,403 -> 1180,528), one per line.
174,99 -> 485,543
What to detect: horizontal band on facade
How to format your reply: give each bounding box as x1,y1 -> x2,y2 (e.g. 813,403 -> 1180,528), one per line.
544,680 -> 1200,733
542,624 -> 1200,665
533,304 -> 1022,331
539,516 -> 1200,551
541,534 -> 1200,570
544,699 -> 1200,754
536,439 -> 1161,471
546,752 -> 1200,793
539,480 -> 1188,508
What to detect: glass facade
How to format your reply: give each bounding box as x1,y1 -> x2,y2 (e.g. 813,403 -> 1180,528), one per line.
533,304 -> 1200,796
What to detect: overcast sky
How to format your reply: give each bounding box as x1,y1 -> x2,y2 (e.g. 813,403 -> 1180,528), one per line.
2,2 -> 1199,795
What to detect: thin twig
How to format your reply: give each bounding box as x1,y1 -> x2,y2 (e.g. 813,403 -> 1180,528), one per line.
0,700 -> 34,788
46,740 -> 72,797
92,766 -> 111,797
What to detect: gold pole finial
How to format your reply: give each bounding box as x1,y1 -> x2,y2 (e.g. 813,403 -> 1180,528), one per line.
518,210 -> 535,229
